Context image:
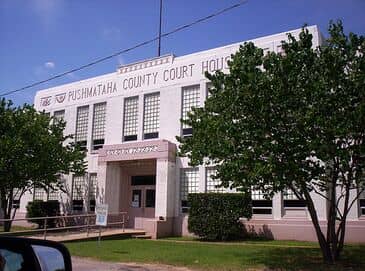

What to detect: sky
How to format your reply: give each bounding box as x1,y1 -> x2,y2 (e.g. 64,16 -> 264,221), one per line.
0,0 -> 364,105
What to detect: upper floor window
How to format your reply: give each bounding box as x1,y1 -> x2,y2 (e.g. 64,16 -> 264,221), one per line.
123,96 -> 138,141
75,106 -> 89,150
283,189 -> 306,208
180,168 -> 199,213
53,110 -> 65,124
182,85 -> 200,137
251,189 -> 272,215
206,167 -> 226,193
92,103 -> 106,150
143,93 -> 160,139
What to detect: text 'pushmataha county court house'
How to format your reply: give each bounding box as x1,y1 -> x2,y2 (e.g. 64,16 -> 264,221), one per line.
14,26 -> 365,240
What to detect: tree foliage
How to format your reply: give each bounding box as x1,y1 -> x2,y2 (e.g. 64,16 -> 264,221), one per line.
0,99 -> 86,231
177,21 -> 365,263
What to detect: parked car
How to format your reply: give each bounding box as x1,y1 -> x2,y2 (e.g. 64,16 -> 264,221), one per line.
0,237 -> 71,271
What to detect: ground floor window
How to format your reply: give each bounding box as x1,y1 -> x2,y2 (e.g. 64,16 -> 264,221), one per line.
251,189 -> 272,215
206,167 -> 226,193
72,175 -> 85,211
180,168 -> 199,213
89,174 -> 97,212
12,189 -> 21,209
359,189 -> 365,216
33,187 -> 46,201
283,189 -> 306,208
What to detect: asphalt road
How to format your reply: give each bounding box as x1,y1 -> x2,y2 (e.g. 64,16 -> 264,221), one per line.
72,257 -> 192,271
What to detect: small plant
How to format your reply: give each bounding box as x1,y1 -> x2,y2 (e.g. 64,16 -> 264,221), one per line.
26,200 -> 60,228
188,193 -> 252,241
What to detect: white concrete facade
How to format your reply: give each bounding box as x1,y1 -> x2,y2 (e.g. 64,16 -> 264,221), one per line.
15,25 -> 364,240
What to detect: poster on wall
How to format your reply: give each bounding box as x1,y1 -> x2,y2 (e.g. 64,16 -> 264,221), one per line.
95,204 -> 109,226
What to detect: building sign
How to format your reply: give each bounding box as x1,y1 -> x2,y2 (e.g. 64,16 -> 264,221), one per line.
38,53 -> 232,108
95,204 -> 108,226
106,145 -> 158,156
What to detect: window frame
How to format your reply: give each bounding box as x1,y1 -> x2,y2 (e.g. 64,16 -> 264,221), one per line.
181,85 -> 200,137
75,105 -> 89,151
143,92 -> 160,140
123,96 -> 139,142
91,102 -> 107,151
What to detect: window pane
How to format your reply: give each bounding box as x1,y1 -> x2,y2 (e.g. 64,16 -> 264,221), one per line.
123,97 -> 138,141
72,175 -> 85,211
53,110 -> 65,124
182,85 -> 200,134
75,106 -> 89,149
206,167 -> 225,193
180,168 -> 199,212
34,188 -> 45,201
92,103 -> 106,150
89,174 -> 97,211
145,189 -> 156,208
143,93 -> 160,139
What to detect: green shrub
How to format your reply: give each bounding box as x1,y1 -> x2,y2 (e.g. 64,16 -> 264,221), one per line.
188,193 -> 252,241
26,200 -> 60,228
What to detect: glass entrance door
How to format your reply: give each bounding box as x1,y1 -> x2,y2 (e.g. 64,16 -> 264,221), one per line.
129,175 -> 156,228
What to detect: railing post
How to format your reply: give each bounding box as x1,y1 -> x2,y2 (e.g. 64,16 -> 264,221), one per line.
122,213 -> 125,232
43,217 -> 48,240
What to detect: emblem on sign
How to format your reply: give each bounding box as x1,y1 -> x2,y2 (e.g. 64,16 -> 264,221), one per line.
55,93 -> 66,103
40,96 -> 52,107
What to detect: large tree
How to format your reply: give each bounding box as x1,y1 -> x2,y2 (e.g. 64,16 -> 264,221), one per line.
178,21 -> 365,263
0,99 -> 86,231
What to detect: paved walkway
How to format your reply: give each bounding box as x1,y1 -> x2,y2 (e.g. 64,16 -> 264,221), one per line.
72,257 -> 192,271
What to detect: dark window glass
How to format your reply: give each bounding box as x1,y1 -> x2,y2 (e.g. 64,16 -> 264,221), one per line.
284,200 -> 306,208
181,200 -> 189,213
89,199 -> 96,212
124,135 -> 137,141
145,189 -> 155,208
131,175 -> 156,186
72,200 -> 83,211
182,128 -> 193,137
144,132 -> 159,139
252,200 -> 272,208
253,208 -> 272,214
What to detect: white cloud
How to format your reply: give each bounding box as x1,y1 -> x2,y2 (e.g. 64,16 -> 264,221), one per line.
44,62 -> 55,69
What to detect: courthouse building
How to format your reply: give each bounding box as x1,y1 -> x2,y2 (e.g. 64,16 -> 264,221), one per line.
17,25 -> 365,240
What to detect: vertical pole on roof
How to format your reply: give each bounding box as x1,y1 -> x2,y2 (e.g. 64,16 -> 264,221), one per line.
157,0 -> 163,57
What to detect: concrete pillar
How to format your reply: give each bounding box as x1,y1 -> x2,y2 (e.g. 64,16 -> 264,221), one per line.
155,158 -> 176,218
104,162 -> 122,213
199,166 -> 206,193
272,192 -> 283,220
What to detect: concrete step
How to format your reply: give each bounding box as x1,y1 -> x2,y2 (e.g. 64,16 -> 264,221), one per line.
132,234 -> 152,239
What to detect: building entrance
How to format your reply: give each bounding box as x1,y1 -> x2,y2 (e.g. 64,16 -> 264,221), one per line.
129,175 -> 156,228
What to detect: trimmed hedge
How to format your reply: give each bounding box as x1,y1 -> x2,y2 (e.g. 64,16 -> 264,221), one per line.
188,193 -> 252,241
26,200 -> 60,228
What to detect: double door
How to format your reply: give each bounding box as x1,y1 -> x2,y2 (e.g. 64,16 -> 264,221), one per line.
129,175 -> 156,228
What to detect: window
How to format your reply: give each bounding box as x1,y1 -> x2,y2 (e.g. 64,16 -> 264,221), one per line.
143,93 -> 160,139
359,188 -> 365,216
12,189 -> 21,209
180,168 -> 199,213
123,96 -> 138,141
251,189 -> 272,215
34,188 -> 45,201
75,106 -> 89,150
53,110 -> 65,124
283,189 -> 306,208
72,175 -> 85,211
206,82 -> 213,99
92,103 -> 106,150
145,189 -> 156,208
47,189 -> 59,201
89,174 -> 97,212
206,167 -> 225,193
182,85 -> 200,136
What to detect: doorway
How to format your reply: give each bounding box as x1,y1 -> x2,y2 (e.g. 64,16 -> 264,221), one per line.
129,175 -> 156,228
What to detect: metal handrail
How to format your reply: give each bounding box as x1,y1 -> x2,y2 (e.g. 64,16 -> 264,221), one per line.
0,211 -> 127,240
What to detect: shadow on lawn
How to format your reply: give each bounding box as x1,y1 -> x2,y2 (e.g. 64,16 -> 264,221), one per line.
250,245 -> 365,271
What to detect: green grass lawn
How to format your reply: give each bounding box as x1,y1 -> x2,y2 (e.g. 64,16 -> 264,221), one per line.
66,238 -> 365,270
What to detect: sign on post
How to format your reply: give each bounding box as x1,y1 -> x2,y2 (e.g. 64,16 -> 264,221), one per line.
95,204 -> 108,226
